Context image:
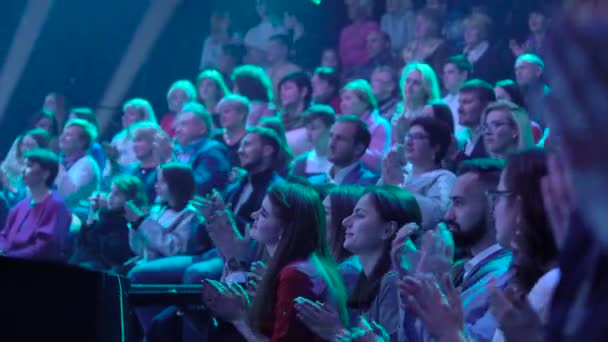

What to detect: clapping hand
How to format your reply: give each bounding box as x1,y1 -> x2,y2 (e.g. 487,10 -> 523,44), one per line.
393,226 -> 453,277
334,315 -> 389,342
489,282 -> 543,342
246,260 -> 267,298
202,279 -> 250,322
390,223 -> 419,273
123,200 -> 145,223
382,145 -> 406,185
294,297 -> 344,340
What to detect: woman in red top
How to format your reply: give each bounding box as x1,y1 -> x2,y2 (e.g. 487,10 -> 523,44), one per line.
206,182 -> 349,341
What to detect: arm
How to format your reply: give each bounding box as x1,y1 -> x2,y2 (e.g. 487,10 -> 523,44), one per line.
59,157 -> 100,202
409,173 -> 456,230
362,119 -> 391,174
139,210 -> 200,257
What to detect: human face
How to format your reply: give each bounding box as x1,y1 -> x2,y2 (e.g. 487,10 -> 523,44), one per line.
219,102 -> 246,129
238,133 -> 266,171
22,158 -> 48,188
458,92 -> 485,128
328,122 -> 360,166
108,184 -> 128,211
311,74 -> 333,100
444,173 -> 489,249
43,94 -> 57,113
20,135 -> 39,154
493,170 -> 518,248
174,112 -> 207,146
198,78 -> 219,102
342,194 -> 393,254
306,118 -> 330,148
366,31 -> 386,59
255,0 -> 267,18
464,25 -> 483,47
250,196 -> 283,246
167,88 -> 189,113
321,49 -> 339,69
515,61 -> 541,86
155,170 -> 170,203
371,70 -> 395,102
59,125 -> 84,154
528,12 -> 547,34
122,105 -> 141,129
405,125 -> 435,165
483,109 -> 517,156
443,63 -> 466,93
35,117 -> 54,134
494,86 -> 511,101
340,91 -> 368,116
403,70 -> 427,105
132,132 -> 154,160
280,81 -> 302,107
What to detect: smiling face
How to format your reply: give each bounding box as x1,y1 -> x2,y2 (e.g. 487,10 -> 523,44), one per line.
250,195 -> 284,246
342,194 -> 391,254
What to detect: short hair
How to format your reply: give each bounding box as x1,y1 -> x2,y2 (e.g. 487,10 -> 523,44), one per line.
231,64 -> 274,102
23,148 -> 59,187
278,71 -> 313,106
335,115 -> 372,151
410,116 -> 453,164
180,102 -> 213,136
426,100 -> 455,134
482,100 -> 535,151
217,94 -> 250,116
495,79 -> 526,108
130,121 -> 165,141
69,107 -> 98,127
372,65 -> 399,84
246,126 -> 284,169
342,79 -> 378,110
445,54 -> 473,74
159,162 -> 195,211
167,80 -> 197,102
197,69 -> 231,100
122,98 -> 157,124
313,67 -> 340,92
64,118 -> 98,149
304,104 -> 336,127
516,53 -> 545,70
460,79 -> 496,105
400,62 -> 442,103
463,12 -> 492,40
457,158 -> 505,191
112,174 -> 148,209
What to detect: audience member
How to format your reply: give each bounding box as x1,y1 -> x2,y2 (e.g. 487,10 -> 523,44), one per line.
370,65 -> 400,120
309,115 -> 379,186
493,79 -> 525,108
352,30 -> 396,81
196,69 -> 231,129
514,53 -> 550,127
481,100 -> 534,160
217,43 -> 246,84
173,102 -> 231,195
320,47 -> 341,71
292,105 -> 335,179
199,10 -> 236,70
243,0 -> 285,66
339,0 -> 379,71
231,64 -> 276,126
29,109 -> 60,151
265,34 -> 302,96
161,80 -> 197,137
0,149 -> 71,261
341,79 -> 391,173
311,67 -> 341,114
380,0 -> 415,54
258,116 -> 294,177
212,94 -> 249,167
67,107 -> 105,170
442,54 -> 472,135
42,92 -> 67,131
277,71 -> 312,156
126,122 -> 167,203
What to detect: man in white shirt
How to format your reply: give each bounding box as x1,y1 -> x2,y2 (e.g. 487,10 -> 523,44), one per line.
56,119 -> 101,217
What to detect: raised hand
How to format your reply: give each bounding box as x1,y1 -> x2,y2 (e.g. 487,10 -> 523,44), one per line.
391,223 -> 419,273
399,274 -> 466,340
382,145 -> 405,185
294,297 -> 344,340
333,315 -> 389,342
202,279 -> 250,322
489,283 -> 543,342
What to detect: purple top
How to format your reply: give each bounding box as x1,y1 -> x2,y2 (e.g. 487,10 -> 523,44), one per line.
0,192 -> 72,261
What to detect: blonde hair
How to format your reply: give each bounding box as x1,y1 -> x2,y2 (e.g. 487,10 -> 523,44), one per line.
197,69 -> 231,100
167,80 -> 197,101
342,79 -> 378,111
122,98 -> 157,124
483,100 -> 534,151
400,62 -> 441,103
463,12 -> 492,40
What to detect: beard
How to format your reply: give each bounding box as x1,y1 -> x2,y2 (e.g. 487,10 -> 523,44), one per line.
445,217 -> 488,251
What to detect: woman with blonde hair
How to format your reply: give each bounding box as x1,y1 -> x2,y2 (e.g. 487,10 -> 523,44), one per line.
481,100 -> 534,160
391,62 -> 441,144
160,80 -> 197,137
196,69 -> 231,128
340,79 -> 391,173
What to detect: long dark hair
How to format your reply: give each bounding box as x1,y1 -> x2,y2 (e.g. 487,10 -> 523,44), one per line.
327,185 -> 366,263
159,162 -> 195,211
30,109 -> 59,137
112,174 -> 148,209
504,148 -> 558,291
249,182 -> 348,336
348,185 -> 422,309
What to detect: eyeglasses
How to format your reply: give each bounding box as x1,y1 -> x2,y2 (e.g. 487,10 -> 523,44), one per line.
482,121 -> 511,133
486,190 -> 515,201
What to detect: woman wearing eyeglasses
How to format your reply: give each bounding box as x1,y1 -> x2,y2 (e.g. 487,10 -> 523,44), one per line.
382,116 -> 456,231
481,100 -> 534,161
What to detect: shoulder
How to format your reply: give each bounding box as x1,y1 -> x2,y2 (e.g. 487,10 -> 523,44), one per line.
427,169 -> 457,182
279,262 -> 313,284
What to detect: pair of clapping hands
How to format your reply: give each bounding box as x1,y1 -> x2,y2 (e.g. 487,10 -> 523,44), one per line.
87,191 -> 144,224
